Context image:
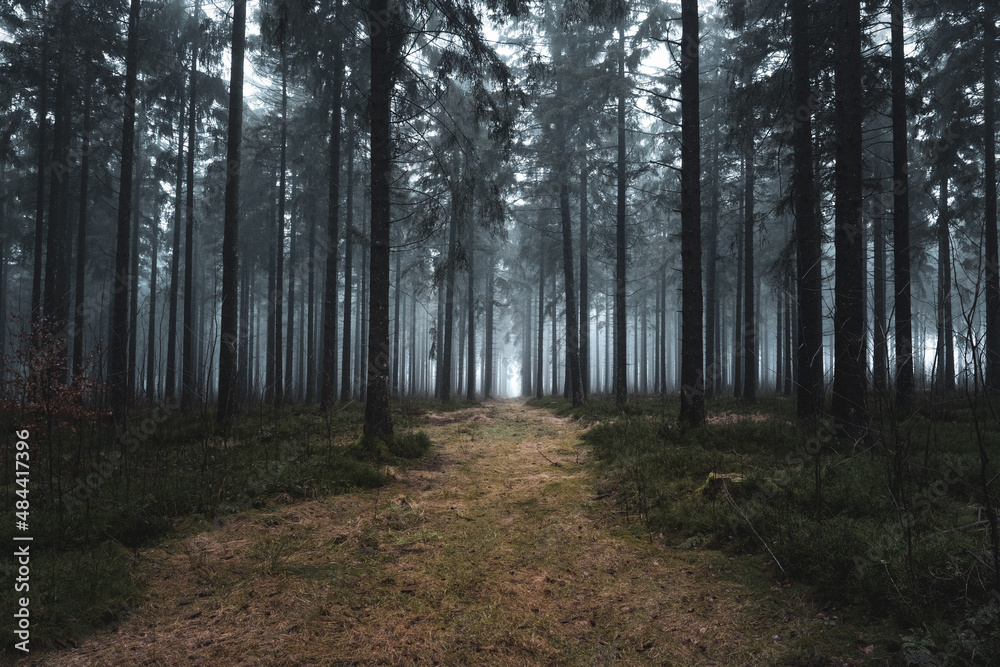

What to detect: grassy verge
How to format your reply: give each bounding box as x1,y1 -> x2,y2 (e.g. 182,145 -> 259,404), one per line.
532,393 -> 1000,664
0,400 -> 433,652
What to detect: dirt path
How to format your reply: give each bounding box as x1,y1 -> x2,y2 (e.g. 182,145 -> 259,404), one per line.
31,399 -> 811,666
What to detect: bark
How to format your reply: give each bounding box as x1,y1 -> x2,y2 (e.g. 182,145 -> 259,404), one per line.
832,0 -> 867,435
485,251 -> 495,398
128,145 -> 140,397
435,258 -> 444,398
110,0 -> 141,408
239,261 -> 250,399
936,175 -> 954,393
614,24 -> 628,407
44,0 -> 73,381
217,0 -> 245,422
273,44 -> 288,408
743,138 -> 756,402
393,246 -> 402,396
181,0 -> 199,409
466,202 -> 476,401
985,10 -> 1000,391
891,0 -> 913,412
705,125 -> 719,398
146,196 -> 160,401
166,91 -> 184,401
266,198 -> 277,402
340,140 -> 354,402
321,4 -> 344,408
364,0 -> 394,437
734,201 -> 743,397
792,0 -> 824,418
30,39 -> 48,328
442,156 -> 459,401
559,121 -> 584,406
536,238 -> 546,400
679,0 -> 704,425
873,188 -> 888,391
579,156 -> 589,399
306,182 -> 317,402
285,181 -> 297,400
73,75 -> 92,379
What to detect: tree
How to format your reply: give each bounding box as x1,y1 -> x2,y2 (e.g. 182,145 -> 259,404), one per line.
985,8 -> 1000,391
217,0 -> 247,423
556,100 -> 584,407
181,0 -> 201,410
109,0 -> 141,408
614,22 -> 628,407
791,0 -> 823,419
678,0 -> 704,426
891,0 -> 914,412
831,0 -> 867,436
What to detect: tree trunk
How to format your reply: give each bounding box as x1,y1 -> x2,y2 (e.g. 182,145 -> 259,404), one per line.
306,181 -> 318,403
791,0 -> 824,418
364,0 -> 394,438
734,206 -> 743,397
322,5 -> 344,408
678,0 -> 704,425
579,156 -> 590,399
937,175 -> 954,393
614,24 -> 628,407
522,282 -> 532,396
340,140 -> 355,402
272,45 -> 289,408
873,187 -> 888,392
285,179 -> 297,401
110,0 -> 141,408
217,0 -> 245,422
73,74 -> 92,379
146,195 -> 160,400
985,10 -> 1000,391
44,0 -> 73,383
128,146 -> 141,397
239,260 -> 250,399
393,246 -> 402,396
435,257 -> 444,398
785,260 -> 794,395
166,89 -> 184,402
705,125 -> 719,398
181,0 -> 200,409
536,239 -> 546,400
466,200 -> 476,401
743,138 -> 756,402
559,122 -> 584,406
442,157 -> 459,401
832,0 -> 867,435
266,198 -> 277,402
30,39 -> 48,330
485,250 -> 495,398
891,0 -> 913,412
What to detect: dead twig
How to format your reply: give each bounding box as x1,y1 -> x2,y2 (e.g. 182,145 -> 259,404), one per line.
536,442 -> 562,467
724,481 -> 786,576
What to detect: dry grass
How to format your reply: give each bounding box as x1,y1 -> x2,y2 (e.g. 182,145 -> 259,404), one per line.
24,399 -> 868,666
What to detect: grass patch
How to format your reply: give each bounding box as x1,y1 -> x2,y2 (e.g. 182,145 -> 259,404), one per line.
537,392 -> 1000,664
0,399 -> 438,652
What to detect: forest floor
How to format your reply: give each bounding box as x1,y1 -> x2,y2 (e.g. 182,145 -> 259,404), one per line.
24,399 -> 881,666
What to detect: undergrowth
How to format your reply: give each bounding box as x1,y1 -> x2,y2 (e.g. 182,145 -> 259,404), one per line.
533,393 -> 1000,665
0,396 -> 435,652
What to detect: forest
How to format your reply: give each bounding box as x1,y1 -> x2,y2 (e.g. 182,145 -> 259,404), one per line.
2,0 -> 1000,663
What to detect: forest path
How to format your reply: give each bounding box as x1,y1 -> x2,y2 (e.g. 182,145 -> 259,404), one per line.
35,399 -> 800,666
